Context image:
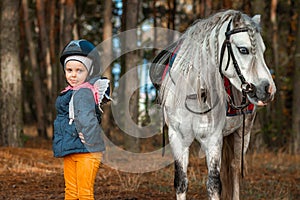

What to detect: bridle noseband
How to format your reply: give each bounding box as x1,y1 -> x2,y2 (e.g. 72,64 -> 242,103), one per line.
219,19 -> 256,109
219,19 -> 258,178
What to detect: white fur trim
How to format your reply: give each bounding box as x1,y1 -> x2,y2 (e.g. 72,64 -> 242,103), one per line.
64,55 -> 93,72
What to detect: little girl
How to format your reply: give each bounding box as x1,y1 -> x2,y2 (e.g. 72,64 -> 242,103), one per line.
53,39 -> 109,200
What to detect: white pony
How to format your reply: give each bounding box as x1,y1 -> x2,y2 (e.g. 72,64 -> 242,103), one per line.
150,10 -> 276,200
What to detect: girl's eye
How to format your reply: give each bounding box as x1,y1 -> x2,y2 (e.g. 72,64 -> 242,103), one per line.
237,47 -> 249,54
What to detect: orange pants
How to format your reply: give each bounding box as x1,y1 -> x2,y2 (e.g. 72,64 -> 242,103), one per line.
63,152 -> 102,200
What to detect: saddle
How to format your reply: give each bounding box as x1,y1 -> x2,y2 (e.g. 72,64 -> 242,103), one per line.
150,40 -> 254,116
149,39 -> 183,90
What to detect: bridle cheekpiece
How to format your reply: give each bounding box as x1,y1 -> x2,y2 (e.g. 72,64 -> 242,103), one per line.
219,19 -> 258,178
219,19 -> 256,110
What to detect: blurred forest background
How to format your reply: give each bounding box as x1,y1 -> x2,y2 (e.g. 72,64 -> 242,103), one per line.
0,0 -> 300,154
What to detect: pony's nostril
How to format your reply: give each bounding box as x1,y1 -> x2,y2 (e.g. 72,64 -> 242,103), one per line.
265,85 -> 269,94
264,83 -> 271,94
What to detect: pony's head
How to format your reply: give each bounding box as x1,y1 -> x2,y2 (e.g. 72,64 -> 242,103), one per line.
219,11 -> 276,106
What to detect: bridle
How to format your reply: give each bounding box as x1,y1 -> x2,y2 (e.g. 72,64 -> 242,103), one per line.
184,19 -> 257,115
163,19 -> 259,174
219,19 -> 257,178
219,19 -> 256,110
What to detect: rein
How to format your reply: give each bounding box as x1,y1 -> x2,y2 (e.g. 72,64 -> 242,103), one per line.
219,20 -> 255,107
162,20 -> 256,178
219,19 -> 255,178
184,20 -> 256,114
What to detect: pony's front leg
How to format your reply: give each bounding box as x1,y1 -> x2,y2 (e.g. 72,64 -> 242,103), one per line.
206,134 -> 223,200
169,128 -> 190,200
232,132 -> 251,200
174,156 -> 189,200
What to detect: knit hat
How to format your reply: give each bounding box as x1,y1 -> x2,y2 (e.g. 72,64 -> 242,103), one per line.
60,39 -> 101,79
64,55 -> 93,74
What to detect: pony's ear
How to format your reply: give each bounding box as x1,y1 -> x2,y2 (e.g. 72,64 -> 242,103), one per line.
232,12 -> 243,28
252,15 -> 261,25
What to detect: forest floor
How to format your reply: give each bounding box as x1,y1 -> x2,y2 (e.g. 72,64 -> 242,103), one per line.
0,136 -> 299,200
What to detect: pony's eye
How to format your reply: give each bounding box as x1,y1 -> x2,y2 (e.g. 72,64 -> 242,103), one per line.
237,47 -> 249,54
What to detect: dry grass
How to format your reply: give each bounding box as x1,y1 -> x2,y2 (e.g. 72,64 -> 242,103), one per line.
0,137 -> 299,199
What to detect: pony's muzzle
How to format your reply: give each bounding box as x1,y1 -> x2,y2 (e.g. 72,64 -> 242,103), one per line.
249,80 -> 275,105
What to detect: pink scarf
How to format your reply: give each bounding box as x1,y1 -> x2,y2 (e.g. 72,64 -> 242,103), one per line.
61,82 -> 98,104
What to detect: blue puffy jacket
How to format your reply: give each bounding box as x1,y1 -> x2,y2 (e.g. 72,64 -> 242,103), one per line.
52,85 -> 105,158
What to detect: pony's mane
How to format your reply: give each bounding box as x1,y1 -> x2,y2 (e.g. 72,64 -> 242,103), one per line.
159,10 -> 261,124
152,10 -> 274,200
180,10 -> 260,69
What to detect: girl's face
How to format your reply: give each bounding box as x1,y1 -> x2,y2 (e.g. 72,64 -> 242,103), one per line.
65,60 -> 88,87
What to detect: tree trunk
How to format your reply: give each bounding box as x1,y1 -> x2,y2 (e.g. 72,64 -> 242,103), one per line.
0,0 -> 23,147
204,0 -> 212,17
292,0 -> 300,154
48,0 -> 59,121
60,0 -> 75,45
251,0 -> 265,15
270,0 -> 284,139
122,0 -> 140,152
58,0 -> 76,90
242,0 -> 252,14
222,0 -> 232,9
167,0 -> 175,30
101,0 -> 113,135
167,0 -> 176,43
153,0 -> 157,54
22,0 -> 47,138
36,0 -> 51,138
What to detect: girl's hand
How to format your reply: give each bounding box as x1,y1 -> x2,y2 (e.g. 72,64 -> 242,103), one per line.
78,132 -> 94,146
78,132 -> 86,144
